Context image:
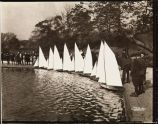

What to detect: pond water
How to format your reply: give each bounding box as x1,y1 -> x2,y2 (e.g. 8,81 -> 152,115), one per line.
2,68 -> 126,122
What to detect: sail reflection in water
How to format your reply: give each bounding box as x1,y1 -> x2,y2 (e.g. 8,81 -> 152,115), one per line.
2,68 -> 125,122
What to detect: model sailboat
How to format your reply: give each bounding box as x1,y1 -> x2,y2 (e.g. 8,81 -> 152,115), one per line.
59,58 -> 63,71
38,46 -> 48,69
91,62 -> 97,77
103,41 -> 122,87
74,43 -> 84,72
96,42 -> 106,83
47,48 -> 54,70
46,59 -> 49,69
63,43 -> 72,71
70,57 -> 75,71
34,41 -> 122,89
54,45 -> 62,71
83,44 -> 93,75
33,57 -> 39,67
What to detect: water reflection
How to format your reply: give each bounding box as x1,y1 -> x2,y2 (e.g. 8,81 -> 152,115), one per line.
2,68 -> 125,122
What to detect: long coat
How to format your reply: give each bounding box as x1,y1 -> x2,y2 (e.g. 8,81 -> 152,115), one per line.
121,57 -> 131,71
131,57 -> 146,85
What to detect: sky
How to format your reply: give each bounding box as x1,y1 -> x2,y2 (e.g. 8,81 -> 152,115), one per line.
1,2 -> 78,40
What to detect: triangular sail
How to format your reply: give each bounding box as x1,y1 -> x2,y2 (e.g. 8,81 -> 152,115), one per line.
83,44 -> 93,74
33,57 -> 39,67
63,43 -> 72,71
96,42 -> 106,83
91,62 -> 97,76
70,57 -> 75,71
96,42 -> 104,78
54,45 -> 62,70
74,43 -> 84,72
59,58 -> 63,70
104,41 -> 122,87
46,59 -> 49,69
48,48 -> 54,69
39,46 -> 47,68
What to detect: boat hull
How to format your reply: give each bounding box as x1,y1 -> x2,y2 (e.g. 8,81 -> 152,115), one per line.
56,69 -> 63,72
62,70 -> 74,74
67,71 -> 75,74
90,76 -> 98,81
62,70 -> 69,72
34,67 -> 47,70
33,66 -> 39,69
75,71 -> 83,74
80,73 -> 91,77
100,83 -> 124,92
70,71 -> 77,75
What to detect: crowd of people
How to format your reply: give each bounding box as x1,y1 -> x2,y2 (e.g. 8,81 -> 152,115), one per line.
1,51 -> 38,65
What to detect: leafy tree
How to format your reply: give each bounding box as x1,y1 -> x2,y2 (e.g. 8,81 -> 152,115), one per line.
65,3 -> 94,48
88,1 -> 152,51
30,15 -> 64,55
29,1 -> 153,54
120,1 -> 152,34
1,32 -> 20,52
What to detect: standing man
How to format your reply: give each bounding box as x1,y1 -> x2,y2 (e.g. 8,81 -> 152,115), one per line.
16,51 -> 22,65
19,52 -> 22,65
1,52 -> 4,64
6,52 -> 10,64
10,53 -> 15,65
16,52 -> 20,65
131,53 -> 146,96
25,52 -> 28,65
28,52 -> 31,65
121,52 -> 131,84
24,52 -> 27,65
25,52 -> 30,65
31,51 -> 34,65
21,52 -> 24,65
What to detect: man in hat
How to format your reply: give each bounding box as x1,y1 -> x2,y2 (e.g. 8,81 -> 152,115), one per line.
131,53 -> 146,96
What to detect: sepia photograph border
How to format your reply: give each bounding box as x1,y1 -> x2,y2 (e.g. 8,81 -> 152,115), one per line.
0,0 -> 157,123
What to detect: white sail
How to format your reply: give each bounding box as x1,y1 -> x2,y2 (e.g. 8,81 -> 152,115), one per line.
70,57 -> 75,71
91,62 -> 97,76
96,42 -> 106,83
33,57 -> 39,67
104,41 -> 122,87
59,58 -> 63,70
48,48 -> 54,69
83,44 -> 93,74
74,43 -> 84,72
54,45 -> 62,70
63,43 -> 72,71
46,59 -> 49,69
39,46 -> 47,68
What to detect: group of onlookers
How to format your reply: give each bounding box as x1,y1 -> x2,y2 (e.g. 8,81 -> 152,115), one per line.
1,51 -> 38,65
119,49 -> 149,97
